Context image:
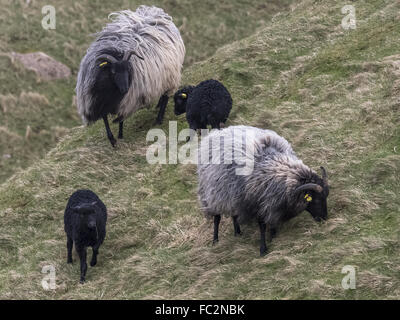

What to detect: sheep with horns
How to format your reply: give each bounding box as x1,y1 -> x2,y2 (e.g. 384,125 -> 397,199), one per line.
76,6 -> 185,146
197,126 -> 330,256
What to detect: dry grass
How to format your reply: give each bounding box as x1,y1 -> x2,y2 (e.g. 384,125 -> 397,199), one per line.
0,0 -> 399,299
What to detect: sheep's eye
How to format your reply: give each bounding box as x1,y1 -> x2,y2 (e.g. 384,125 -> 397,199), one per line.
99,61 -> 108,67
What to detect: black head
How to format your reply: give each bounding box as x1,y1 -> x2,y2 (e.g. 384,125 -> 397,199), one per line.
72,201 -> 98,230
295,167 -> 330,222
96,51 -> 143,95
173,86 -> 193,115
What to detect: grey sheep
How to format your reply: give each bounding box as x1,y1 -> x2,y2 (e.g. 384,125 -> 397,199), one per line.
76,6 -> 185,146
197,125 -> 329,255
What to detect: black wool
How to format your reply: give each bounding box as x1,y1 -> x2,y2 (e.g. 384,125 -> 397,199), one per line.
64,189 -> 107,283
88,51 -> 132,123
174,79 -> 232,131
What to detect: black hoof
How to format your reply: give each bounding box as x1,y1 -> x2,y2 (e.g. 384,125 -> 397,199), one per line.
67,259 -> 72,264
234,231 -> 242,237
90,260 -> 97,267
109,138 -> 117,147
79,279 -> 85,284
212,239 -> 219,246
260,249 -> 268,257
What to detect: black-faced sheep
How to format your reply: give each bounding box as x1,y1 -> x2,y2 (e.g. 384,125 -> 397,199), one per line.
174,79 -> 232,138
64,190 -> 107,283
76,6 -> 185,147
197,126 -> 329,256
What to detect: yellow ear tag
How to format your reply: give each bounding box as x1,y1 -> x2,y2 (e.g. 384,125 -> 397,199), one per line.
304,194 -> 312,202
181,93 -> 187,99
99,61 -> 108,67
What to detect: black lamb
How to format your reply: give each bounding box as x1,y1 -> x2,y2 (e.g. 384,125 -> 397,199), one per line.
64,189 -> 107,283
174,79 -> 232,136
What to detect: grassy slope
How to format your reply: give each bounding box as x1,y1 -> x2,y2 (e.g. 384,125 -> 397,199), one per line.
0,0 -> 399,299
0,0 -> 290,183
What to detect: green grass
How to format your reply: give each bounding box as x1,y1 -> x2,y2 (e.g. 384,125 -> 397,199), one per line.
0,0 -> 399,299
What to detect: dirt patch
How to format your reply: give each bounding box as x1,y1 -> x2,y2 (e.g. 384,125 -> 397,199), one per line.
10,51 -> 71,81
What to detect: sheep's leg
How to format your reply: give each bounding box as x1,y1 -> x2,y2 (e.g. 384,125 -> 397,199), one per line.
210,121 -> 220,130
258,220 -> 268,256
90,246 -> 99,267
118,121 -> 124,139
77,246 -> 88,283
103,115 -> 117,147
186,126 -> 197,142
207,115 -> 219,130
213,214 -> 221,245
268,226 -> 277,242
155,94 -> 169,125
67,236 -> 73,263
232,216 -> 242,236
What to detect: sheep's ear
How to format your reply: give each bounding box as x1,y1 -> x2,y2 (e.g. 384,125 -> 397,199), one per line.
303,193 -> 313,202
96,54 -> 117,66
98,61 -> 109,68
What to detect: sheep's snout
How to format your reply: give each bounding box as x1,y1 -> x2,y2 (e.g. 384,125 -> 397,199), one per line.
88,220 -> 97,229
114,72 -> 130,95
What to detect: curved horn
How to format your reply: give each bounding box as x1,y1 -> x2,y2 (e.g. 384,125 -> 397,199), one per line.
295,183 -> 323,195
320,166 -> 328,187
123,51 -> 132,61
123,51 -> 144,61
96,54 -> 118,64
71,205 -> 82,211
